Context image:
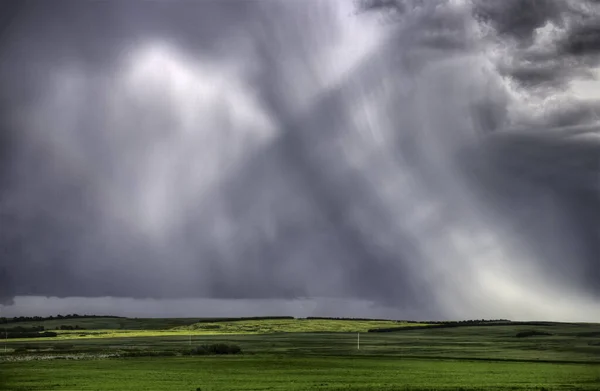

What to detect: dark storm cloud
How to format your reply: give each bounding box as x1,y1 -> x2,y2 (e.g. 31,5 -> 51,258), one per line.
1,0 -> 433,307
0,0 -> 25,305
359,1 -> 600,90
0,0 -> 599,319
362,0 -> 600,303
214,74 -> 435,307
465,0 -> 600,296
473,0 -> 564,41
236,6 -> 436,307
0,0 -> 262,303
474,0 -> 600,91
563,22 -> 600,56
468,127 -> 600,289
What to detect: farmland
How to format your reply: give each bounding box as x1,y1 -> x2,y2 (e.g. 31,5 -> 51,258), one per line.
1,317 -> 599,390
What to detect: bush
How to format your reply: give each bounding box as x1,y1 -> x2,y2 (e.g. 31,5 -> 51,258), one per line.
190,343 -> 242,355
52,344 -> 74,351
4,326 -> 44,332
58,325 -> 84,330
515,330 -> 552,338
576,331 -> 600,337
120,350 -> 178,357
5,331 -> 57,339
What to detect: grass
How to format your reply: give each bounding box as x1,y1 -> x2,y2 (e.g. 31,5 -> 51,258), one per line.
1,318 -> 599,390
3,355 -> 599,391
1,318 -> 427,342
176,318 -> 419,333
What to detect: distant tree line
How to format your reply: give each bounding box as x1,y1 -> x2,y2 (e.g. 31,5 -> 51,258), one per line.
2,326 -> 45,332
304,317 -> 511,324
56,325 -> 85,330
193,316 -> 294,323
0,314 -> 122,324
4,331 -> 57,339
420,319 -> 511,325
1,325 -> 85,332
368,320 -> 558,333
303,317 -> 416,322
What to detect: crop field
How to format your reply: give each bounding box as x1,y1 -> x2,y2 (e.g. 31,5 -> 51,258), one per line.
1,317 -> 426,341
1,317 -> 599,390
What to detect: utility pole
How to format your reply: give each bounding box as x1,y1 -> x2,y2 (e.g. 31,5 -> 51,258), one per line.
357,332 -> 360,350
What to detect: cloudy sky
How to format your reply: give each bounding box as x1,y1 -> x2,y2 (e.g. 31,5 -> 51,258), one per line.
0,0 -> 598,321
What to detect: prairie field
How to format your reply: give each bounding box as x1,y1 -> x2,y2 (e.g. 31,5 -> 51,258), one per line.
1,317 -> 599,390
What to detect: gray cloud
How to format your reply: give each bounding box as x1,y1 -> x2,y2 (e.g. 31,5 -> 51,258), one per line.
474,0 -> 564,41
0,0 -> 599,320
478,1 -> 600,90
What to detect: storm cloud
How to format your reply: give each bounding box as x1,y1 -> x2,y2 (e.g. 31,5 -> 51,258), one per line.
0,0 -> 598,320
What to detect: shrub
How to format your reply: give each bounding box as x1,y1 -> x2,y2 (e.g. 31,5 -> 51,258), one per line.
190,343 -> 242,355
59,325 -> 84,330
6,331 -> 57,339
4,326 -> 44,332
120,350 -> 178,357
576,331 -> 600,337
515,330 -> 552,338
52,344 -> 74,351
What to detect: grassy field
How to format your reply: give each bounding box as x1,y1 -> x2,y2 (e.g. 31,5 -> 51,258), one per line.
3,355 -> 599,391
1,318 -> 426,341
1,318 -> 599,390
1,317 -> 211,331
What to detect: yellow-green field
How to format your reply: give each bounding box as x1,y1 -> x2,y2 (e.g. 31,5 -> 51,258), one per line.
2,317 -> 427,342
175,317 -> 420,333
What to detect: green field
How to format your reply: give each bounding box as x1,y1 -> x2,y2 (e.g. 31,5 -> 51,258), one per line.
1,317 -> 600,390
